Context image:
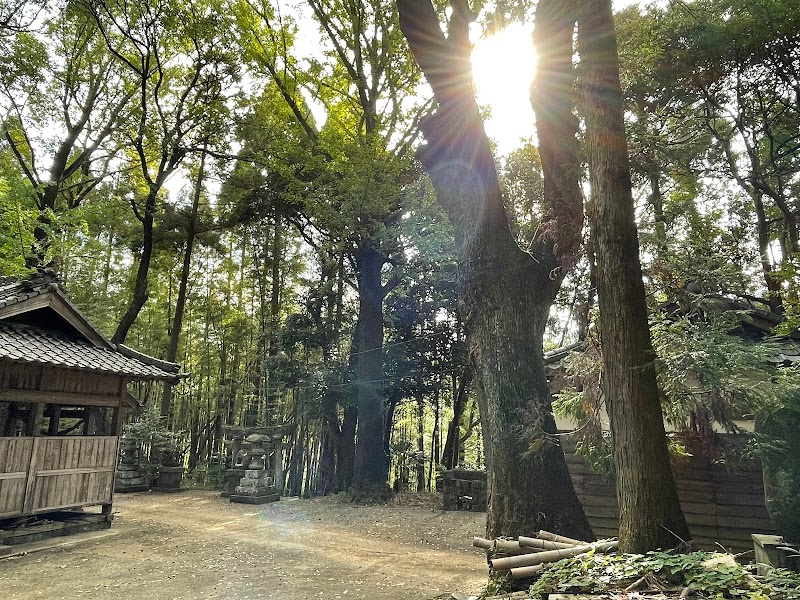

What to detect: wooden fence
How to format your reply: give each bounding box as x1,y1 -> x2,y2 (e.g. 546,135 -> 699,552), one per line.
0,436 -> 117,518
561,437 -> 775,553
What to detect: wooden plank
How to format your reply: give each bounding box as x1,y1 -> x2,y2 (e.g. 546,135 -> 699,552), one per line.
583,505 -> 619,519
27,437 -> 117,514
0,389 -> 122,408
36,467 -> 115,477
22,436 -> 42,514
677,501 -> 717,516
0,438 -> 33,516
592,528 -> 619,539
578,495 -> 618,508
676,489 -> 716,503
579,483 -> 617,496
675,479 -> 715,493
0,438 -> 8,471
713,481 -> 766,495
0,478 -> 26,517
685,513 -> 722,528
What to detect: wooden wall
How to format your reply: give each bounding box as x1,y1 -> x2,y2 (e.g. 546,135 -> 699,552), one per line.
0,437 -> 34,518
0,436 -> 117,518
0,362 -> 123,398
561,437 -> 775,553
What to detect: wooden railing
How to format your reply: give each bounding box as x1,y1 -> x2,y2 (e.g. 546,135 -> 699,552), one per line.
0,436 -> 118,518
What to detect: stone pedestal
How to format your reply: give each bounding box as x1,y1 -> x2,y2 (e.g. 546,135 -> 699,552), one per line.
115,438 -> 149,492
230,469 -> 280,504
222,468 -> 245,498
442,469 -> 487,512
153,466 -> 184,492
115,462 -> 149,492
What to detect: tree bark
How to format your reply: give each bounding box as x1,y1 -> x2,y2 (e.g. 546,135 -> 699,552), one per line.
397,0 -> 593,539
112,187 -> 156,344
579,0 -> 690,552
416,388 -> 426,492
350,243 -> 391,497
266,217 -> 283,425
161,150 -> 207,420
337,401 -> 357,490
441,365 -> 472,469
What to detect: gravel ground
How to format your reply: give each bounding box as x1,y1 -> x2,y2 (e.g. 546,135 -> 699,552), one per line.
0,490 -> 489,600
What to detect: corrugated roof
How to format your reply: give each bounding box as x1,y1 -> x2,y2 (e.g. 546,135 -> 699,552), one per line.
0,322 -> 180,381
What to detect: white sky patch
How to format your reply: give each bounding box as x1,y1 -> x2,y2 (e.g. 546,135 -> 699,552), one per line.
469,2 -> 647,157
470,21 -> 536,156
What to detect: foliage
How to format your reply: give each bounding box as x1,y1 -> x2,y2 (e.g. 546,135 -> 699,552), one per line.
123,406 -> 187,468
529,550 -> 800,600
755,372 -> 800,540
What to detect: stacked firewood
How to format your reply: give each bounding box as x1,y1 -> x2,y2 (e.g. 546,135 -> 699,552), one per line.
472,530 -> 619,581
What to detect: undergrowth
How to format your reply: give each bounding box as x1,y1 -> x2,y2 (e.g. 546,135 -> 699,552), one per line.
528,550 -> 800,600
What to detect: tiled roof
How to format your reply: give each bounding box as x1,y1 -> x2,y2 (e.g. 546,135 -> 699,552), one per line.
0,322 -> 180,381
0,272 -> 60,309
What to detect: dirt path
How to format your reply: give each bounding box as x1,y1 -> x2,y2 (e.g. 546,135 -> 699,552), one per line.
0,491 -> 488,600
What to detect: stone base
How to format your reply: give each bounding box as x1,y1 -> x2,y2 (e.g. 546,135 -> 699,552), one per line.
151,486 -> 185,493
115,466 -> 149,493
229,493 -> 280,505
115,483 -> 150,493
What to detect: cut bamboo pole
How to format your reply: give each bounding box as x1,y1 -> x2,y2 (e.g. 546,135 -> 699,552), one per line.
485,592 -> 531,600
472,537 -> 544,555
509,563 -> 545,580
518,536 -> 576,550
497,540 -> 544,555
535,530 -> 587,546
485,591 -> 531,599
489,541 -> 618,571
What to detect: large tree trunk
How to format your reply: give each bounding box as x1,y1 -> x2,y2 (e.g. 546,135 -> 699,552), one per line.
161,150 -> 207,421
416,389 -> 426,492
579,0 -> 690,553
337,401 -> 357,490
319,382 -> 340,495
350,243 -> 391,498
397,0 -> 593,539
112,188 -> 157,344
441,366 -> 471,469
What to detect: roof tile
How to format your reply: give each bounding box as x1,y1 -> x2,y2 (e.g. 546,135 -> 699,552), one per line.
0,322 -> 179,381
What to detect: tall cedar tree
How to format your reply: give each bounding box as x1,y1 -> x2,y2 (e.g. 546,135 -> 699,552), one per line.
580,0 -> 690,552
397,0 -> 592,539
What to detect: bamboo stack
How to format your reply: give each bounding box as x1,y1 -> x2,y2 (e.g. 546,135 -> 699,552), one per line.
472,530 -> 619,581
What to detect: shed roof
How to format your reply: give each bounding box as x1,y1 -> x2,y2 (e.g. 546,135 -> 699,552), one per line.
0,273 -> 182,382
0,322 -> 179,381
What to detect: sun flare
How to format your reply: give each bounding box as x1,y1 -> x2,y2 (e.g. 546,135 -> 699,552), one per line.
470,22 -> 537,155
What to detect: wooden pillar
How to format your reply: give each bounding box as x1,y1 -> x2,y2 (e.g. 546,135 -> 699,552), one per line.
0,401 -> 10,436
83,407 -> 101,435
114,379 -> 127,437
48,405 -> 61,435
26,403 -> 44,436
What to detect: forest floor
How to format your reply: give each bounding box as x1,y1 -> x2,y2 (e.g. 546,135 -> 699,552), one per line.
0,490 -> 488,600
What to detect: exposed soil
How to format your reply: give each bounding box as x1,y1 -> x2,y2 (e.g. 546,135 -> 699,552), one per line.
0,491 -> 488,600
